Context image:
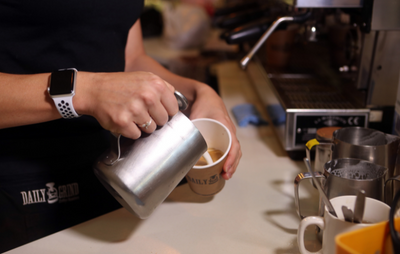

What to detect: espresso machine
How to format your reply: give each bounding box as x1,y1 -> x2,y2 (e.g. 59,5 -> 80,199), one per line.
220,0 -> 400,159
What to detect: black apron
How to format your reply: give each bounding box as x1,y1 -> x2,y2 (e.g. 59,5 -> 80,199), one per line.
0,117 -> 122,252
0,0 -> 144,251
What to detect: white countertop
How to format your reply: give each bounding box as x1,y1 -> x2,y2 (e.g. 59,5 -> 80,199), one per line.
6,61 -> 321,254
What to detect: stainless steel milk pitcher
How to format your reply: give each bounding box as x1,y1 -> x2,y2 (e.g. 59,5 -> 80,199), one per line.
306,127 -> 400,179
93,91 -> 207,219
294,158 -> 388,219
306,127 -> 400,204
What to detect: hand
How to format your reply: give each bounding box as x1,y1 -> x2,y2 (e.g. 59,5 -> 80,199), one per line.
189,85 -> 242,180
74,71 -> 179,139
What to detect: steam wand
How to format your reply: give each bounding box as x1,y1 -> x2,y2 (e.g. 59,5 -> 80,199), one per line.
240,11 -> 311,70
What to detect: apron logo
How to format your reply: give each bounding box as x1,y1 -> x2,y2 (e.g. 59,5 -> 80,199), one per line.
20,182 -> 80,205
46,182 -> 58,204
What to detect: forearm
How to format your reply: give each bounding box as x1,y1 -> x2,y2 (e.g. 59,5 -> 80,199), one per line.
0,72 -> 59,129
0,69 -> 179,140
0,71 -> 100,129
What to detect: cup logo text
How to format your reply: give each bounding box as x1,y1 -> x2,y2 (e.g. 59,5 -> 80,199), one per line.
187,174 -> 219,185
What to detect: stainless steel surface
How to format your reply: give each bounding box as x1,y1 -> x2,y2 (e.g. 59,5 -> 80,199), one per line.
366,31 -> 400,106
304,126 -> 400,203
355,31 -> 376,90
93,112 -> 207,219
314,127 -> 340,174
295,158 -> 388,220
341,206 -> 353,223
353,190 -> 366,223
105,133 -> 121,166
294,171 -> 325,219
269,75 -> 359,109
240,16 -> 294,69
104,91 -> 190,166
356,31 -> 400,107
245,62 -> 370,153
314,143 -> 332,174
324,158 -> 387,203
284,110 -> 368,152
331,127 -> 400,179
174,90 -> 189,111
371,0 -> 400,31
285,0 -> 362,8
304,157 -> 338,218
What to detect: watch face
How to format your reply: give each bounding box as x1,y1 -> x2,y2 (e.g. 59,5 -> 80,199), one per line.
49,69 -> 75,95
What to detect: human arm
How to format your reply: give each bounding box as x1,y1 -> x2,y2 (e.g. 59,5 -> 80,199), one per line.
0,65 -> 179,139
125,20 -> 242,180
0,72 -> 61,129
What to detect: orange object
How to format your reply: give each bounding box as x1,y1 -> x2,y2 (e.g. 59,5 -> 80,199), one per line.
335,217 -> 400,254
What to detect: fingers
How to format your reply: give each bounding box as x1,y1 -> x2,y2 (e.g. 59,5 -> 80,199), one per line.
133,91 -> 175,132
136,117 -> 156,133
117,120 -> 143,140
216,119 -> 241,180
222,137 -> 242,180
139,92 -> 170,127
105,72 -> 178,139
161,81 -> 179,115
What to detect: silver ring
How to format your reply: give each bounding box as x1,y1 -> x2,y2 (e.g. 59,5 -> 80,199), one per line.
138,119 -> 152,129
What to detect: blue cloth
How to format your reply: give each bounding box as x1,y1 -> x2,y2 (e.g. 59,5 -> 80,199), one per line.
232,103 -> 268,127
267,104 -> 286,125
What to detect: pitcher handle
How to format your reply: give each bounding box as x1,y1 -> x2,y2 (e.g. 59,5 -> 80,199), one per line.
102,133 -> 121,166
305,139 -> 334,187
174,90 -> 189,111
294,171 -> 325,219
305,139 -> 334,164
102,91 -> 188,166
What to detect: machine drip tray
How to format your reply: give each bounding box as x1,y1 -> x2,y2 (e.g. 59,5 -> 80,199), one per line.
245,61 -> 370,160
267,74 -> 360,109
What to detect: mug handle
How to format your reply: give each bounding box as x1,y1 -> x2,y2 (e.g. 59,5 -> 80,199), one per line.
294,172 -> 325,219
298,216 -> 324,254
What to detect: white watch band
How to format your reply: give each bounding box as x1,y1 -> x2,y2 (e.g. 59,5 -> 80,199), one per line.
53,96 -> 80,119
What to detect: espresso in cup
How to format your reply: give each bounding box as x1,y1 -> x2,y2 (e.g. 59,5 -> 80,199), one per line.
195,148 -> 224,166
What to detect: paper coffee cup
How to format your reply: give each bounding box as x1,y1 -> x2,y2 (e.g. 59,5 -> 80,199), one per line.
186,118 -> 232,196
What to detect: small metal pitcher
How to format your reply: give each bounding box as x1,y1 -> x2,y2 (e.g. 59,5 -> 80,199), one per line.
305,127 -> 400,204
306,127 -> 400,179
93,92 -> 207,219
294,158 -> 388,219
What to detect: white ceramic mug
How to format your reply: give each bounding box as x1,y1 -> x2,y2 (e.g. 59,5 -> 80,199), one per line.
297,195 -> 390,254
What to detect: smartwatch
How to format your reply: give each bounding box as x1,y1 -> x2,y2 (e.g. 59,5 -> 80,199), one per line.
48,68 -> 81,119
